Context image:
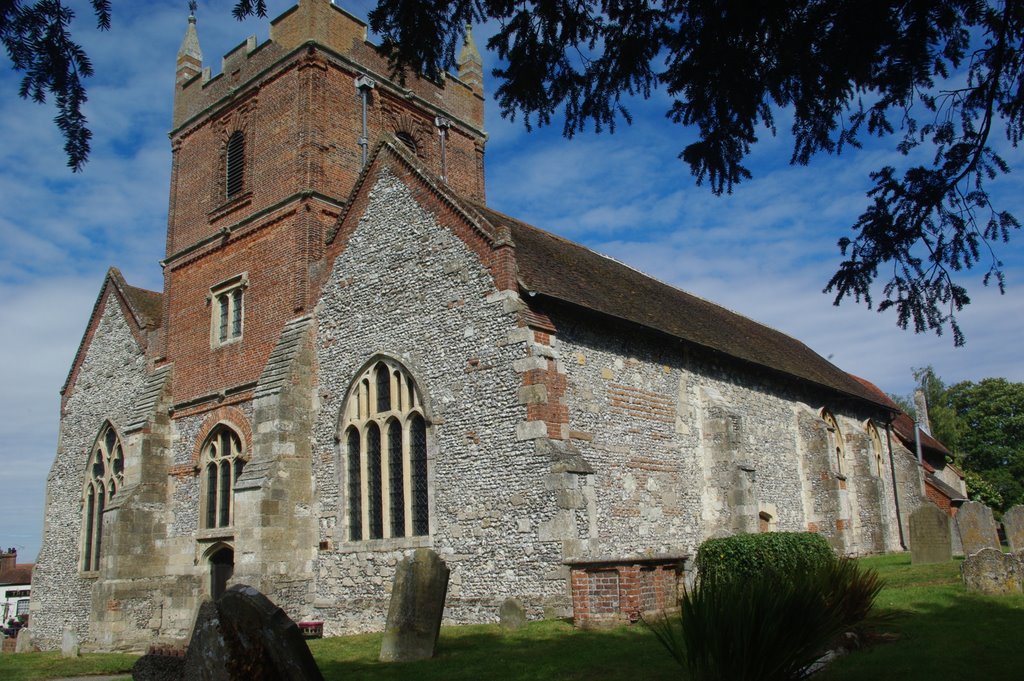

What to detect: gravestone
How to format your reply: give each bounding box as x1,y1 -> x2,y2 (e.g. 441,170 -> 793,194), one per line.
499,598 -> 527,631
132,585 -> 323,681
61,626 -> 80,658
955,501 -> 1000,556
379,548 -> 450,662
14,628 -> 35,653
908,504 -> 952,564
960,548 -> 1024,596
1003,505 -> 1024,552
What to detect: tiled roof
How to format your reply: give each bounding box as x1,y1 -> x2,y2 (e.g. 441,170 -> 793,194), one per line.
467,203 -> 887,407
847,375 -> 953,460
0,564 -> 32,586
121,282 -> 163,330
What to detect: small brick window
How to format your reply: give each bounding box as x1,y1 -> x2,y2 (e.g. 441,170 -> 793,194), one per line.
342,359 -> 430,541
210,274 -> 246,346
82,423 -> 124,572
201,425 -> 245,529
225,130 -> 245,198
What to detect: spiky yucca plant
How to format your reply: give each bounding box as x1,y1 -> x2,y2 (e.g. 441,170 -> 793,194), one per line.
648,558 -> 882,681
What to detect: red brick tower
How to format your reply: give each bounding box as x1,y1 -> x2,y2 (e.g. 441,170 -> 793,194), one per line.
160,0 -> 486,411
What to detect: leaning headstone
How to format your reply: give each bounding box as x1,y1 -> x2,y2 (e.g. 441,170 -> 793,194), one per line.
960,548 -> 1024,595
61,626 -> 80,658
14,628 -> 35,653
908,504 -> 952,564
955,501 -> 1000,556
379,548 -> 450,662
132,585 -> 323,681
1003,505 -> 1024,552
499,598 -> 527,631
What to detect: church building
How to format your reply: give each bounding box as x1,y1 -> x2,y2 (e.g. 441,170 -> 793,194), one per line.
30,0 -> 963,651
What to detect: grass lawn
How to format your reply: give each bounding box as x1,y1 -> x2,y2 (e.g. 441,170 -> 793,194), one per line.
2,552 -> 1022,680
818,553 -> 1024,681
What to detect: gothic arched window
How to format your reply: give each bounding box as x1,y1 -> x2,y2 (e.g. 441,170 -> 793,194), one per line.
82,423 -> 124,572
867,421 -> 885,477
201,425 -> 245,529
821,409 -> 845,476
342,359 -> 429,541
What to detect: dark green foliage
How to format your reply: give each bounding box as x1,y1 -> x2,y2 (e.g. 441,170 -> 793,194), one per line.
648,557 -> 882,681
0,0 -> 110,171
4,2 -> 1021,340
695,531 -> 835,586
363,0 -> 1022,345
897,368 -> 1024,512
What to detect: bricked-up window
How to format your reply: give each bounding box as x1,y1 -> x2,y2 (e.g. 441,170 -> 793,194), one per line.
201,426 -> 245,529
210,274 -> 246,347
342,359 -> 430,541
225,130 -> 245,198
81,423 -> 124,572
822,409 -> 845,475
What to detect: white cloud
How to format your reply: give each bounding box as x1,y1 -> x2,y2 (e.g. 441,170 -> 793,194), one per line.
1,0 -> 1021,560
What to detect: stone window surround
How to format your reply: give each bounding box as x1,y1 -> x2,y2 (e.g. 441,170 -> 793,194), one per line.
209,273 -> 247,348
336,355 -> 437,550
80,422 -> 125,575
199,423 -> 247,531
820,408 -> 846,478
866,420 -> 885,478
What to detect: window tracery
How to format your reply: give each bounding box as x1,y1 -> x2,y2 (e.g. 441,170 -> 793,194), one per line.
342,359 -> 429,541
82,423 -> 124,572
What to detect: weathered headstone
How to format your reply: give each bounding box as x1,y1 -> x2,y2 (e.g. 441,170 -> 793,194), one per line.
379,548 -> 450,662
908,504 -> 952,564
499,598 -> 527,631
131,585 -> 323,681
1003,505 -> 1024,552
960,548 -> 1024,595
955,501 -> 1000,556
61,626 -> 80,658
14,628 -> 35,653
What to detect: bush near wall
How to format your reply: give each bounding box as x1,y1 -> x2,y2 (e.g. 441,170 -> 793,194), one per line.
695,532 -> 835,585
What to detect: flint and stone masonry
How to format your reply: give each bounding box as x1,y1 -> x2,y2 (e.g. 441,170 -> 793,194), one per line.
30,0 -> 958,651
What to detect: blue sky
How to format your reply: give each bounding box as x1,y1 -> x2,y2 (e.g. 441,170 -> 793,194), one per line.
1,0 -> 1021,561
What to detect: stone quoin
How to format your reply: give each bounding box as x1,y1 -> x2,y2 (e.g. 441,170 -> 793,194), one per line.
29,0 -> 967,650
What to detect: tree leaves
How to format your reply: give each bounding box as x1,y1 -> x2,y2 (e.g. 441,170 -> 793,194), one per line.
3,1 -> 1021,343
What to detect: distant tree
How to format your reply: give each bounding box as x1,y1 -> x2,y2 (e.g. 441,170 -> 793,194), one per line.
3,1 -> 1022,343
899,368 -> 1024,511
945,377 -> 1024,509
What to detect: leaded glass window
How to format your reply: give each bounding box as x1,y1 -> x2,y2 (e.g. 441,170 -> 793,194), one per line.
82,423 -> 124,572
202,425 -> 245,529
341,359 -> 430,541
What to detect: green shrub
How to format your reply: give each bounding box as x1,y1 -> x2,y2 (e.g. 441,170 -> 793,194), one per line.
648,558 -> 883,681
695,532 -> 834,586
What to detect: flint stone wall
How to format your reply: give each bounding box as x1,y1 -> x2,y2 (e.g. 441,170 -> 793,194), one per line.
310,169 -> 556,633
31,296 -> 149,650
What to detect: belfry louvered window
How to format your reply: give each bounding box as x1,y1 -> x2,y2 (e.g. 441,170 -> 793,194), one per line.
201,425 -> 245,529
82,423 -> 124,572
225,130 -> 245,198
342,359 -> 430,542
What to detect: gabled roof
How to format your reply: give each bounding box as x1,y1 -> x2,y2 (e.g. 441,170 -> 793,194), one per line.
848,375 -> 954,462
329,139 -> 887,409
61,268 -> 163,400
469,204 -> 887,407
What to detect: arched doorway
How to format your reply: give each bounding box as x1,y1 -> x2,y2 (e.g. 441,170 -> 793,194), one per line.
209,546 -> 234,601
